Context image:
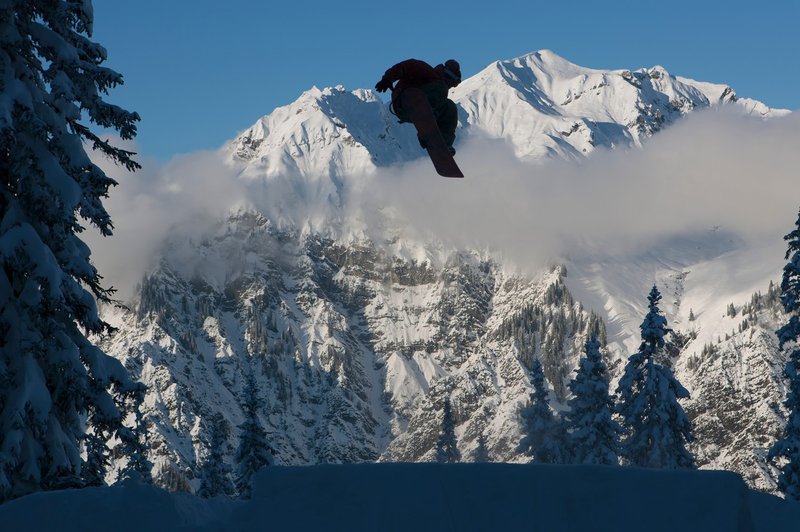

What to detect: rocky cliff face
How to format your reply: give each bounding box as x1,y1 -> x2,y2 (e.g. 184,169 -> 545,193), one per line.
100,212 -> 610,488
679,286 -> 787,493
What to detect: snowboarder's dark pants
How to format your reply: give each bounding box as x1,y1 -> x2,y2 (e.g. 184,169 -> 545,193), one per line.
393,82 -> 458,149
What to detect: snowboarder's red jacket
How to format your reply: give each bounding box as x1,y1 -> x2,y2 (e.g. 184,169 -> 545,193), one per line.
380,59 -> 445,94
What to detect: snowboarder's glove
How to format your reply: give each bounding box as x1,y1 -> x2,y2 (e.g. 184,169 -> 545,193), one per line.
375,77 -> 392,93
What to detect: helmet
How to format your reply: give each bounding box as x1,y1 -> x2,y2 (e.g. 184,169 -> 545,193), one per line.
443,59 -> 461,86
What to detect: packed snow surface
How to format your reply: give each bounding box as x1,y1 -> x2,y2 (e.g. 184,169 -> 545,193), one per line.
1,464 -> 798,531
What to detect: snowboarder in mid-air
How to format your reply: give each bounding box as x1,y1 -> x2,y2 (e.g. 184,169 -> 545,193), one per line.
375,58 -> 464,178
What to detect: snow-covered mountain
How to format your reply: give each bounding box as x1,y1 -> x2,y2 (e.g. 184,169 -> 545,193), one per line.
452,49 -> 780,159
226,49 -> 785,179
97,50 -> 792,494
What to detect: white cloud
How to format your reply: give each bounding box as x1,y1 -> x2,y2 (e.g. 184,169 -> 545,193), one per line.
359,109 -> 800,266
86,146 -> 246,300
84,108 -> 800,301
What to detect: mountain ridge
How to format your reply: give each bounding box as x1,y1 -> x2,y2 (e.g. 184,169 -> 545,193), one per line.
226,49 -> 788,179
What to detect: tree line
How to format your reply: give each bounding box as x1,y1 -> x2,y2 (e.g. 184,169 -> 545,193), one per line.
435,286 -> 694,469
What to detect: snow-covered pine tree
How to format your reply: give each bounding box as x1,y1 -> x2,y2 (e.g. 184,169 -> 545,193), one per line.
198,413 -> 234,498
435,397 -> 461,463
769,208 -> 800,501
564,335 -> 622,465
81,429 -> 109,487
473,432 -> 490,463
616,286 -> 694,469
234,374 -> 273,497
82,376 -> 150,487
518,358 -> 568,464
0,1 -> 141,500
115,385 -> 153,483
155,460 -> 192,493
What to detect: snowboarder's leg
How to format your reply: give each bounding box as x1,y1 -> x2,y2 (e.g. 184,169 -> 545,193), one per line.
398,87 -> 463,178
436,99 -> 458,154
390,94 -> 412,124
399,88 -> 446,151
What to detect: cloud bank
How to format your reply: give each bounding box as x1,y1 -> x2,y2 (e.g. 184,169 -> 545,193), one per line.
359,109 -> 800,265
87,109 -> 800,301
86,147 -> 247,300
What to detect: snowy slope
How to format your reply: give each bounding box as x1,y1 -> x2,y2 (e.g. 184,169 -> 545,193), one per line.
1,464 -> 799,531
563,232 -> 784,357
226,86 -> 420,179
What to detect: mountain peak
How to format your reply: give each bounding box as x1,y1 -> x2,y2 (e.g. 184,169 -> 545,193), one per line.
225,83 -> 420,179
301,85 -> 323,98
520,49 -> 591,75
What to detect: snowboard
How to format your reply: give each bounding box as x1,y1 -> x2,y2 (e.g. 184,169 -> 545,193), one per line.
402,88 -> 464,178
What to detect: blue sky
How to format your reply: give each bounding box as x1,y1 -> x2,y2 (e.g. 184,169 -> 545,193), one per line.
93,0 -> 799,160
